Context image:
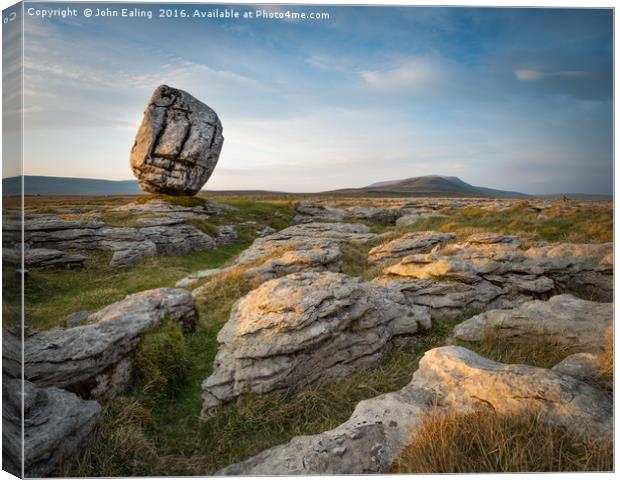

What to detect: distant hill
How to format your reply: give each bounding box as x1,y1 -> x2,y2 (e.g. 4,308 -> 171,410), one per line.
324,175 -> 528,198
3,176 -> 141,196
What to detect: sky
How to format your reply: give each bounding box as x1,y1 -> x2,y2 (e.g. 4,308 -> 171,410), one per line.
11,4 -> 614,194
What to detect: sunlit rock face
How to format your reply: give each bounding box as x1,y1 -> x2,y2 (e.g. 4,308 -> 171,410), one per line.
130,85 -> 224,195
218,346 -> 612,475
201,271 -> 431,415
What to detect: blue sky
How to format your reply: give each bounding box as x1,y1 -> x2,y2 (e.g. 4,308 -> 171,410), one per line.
19,4 -> 613,194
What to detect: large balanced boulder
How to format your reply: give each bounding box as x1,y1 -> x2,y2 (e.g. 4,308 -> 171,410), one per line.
452,294 -> 612,352
219,346 -> 612,475
201,271 -> 430,415
3,379 -> 101,477
130,85 -> 224,195
25,288 -> 197,396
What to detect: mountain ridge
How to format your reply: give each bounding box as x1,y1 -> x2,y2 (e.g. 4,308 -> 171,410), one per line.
324,175 -> 528,198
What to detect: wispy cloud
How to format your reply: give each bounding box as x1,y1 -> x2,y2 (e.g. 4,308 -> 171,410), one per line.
514,69 -> 588,81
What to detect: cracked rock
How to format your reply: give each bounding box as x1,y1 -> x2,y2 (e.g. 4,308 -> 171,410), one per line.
452,294 -> 612,352
25,288 -> 197,396
219,346 -> 612,475
130,85 -> 224,195
201,271 -> 430,415
3,379 -> 101,478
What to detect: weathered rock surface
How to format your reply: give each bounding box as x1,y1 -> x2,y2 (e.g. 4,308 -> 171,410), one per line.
130,85 -> 224,195
3,248 -> 87,268
219,346 -> 612,475
5,207 -> 220,268
452,294 -> 612,352
395,211 -> 447,227
368,231 -> 454,264
201,271 -> 430,415
178,222 -> 377,290
293,203 -> 399,225
25,288 -> 197,395
552,353 -> 603,383
381,239 -> 612,315
375,277 -> 513,317
2,379 -> 101,478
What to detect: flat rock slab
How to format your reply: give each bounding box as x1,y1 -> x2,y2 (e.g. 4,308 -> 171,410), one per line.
220,346 -> 612,475
383,240 -> 612,306
130,85 -> 224,195
25,288 -> 197,395
3,379 -> 101,478
201,271 -> 430,415
368,231 -> 454,264
452,294 -> 612,352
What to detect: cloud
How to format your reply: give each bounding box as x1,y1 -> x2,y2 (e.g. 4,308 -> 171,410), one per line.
360,57 -> 442,91
514,69 -> 587,81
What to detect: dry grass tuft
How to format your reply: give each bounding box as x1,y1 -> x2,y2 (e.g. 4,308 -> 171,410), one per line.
340,242 -> 383,280
391,410 -> 613,473
470,328 -> 577,368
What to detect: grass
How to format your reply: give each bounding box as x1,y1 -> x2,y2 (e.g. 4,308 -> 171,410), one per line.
207,197 -> 296,232
395,202 -> 612,243
24,242 -> 250,331
185,218 -> 221,237
59,304 -> 469,477
135,194 -> 208,208
390,410 -> 612,473
134,320 -> 191,396
468,329 -> 578,369
461,325 -> 614,393
340,242 -> 383,280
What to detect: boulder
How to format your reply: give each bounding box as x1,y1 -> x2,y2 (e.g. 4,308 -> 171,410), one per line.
219,346 -> 612,475
201,271 -> 430,415
383,241 -> 613,306
552,353 -> 603,383
3,248 -> 87,268
25,288 -> 197,395
375,277 -> 513,317
368,231 -> 454,264
236,222 -> 377,265
395,211 -> 447,227
452,294 -> 612,352
3,379 -> 101,478
105,240 -> 157,268
130,85 -> 224,195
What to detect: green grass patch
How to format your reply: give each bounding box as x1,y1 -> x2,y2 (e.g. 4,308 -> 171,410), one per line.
207,198 -> 296,232
24,242 -> 250,331
185,218 -> 221,237
134,320 -> 191,397
60,306 -> 469,476
340,242 -> 383,280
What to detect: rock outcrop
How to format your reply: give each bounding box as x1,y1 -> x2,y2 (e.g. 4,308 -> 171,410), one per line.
552,353 -> 603,384
452,294 -> 612,352
25,288 -> 197,396
130,85 -> 224,195
178,223 -> 377,290
2,379 -> 101,478
380,237 -> 612,315
201,271 -> 430,415
4,205 -> 222,268
368,231 -> 454,265
219,346 -> 612,475
3,248 -> 86,268
293,203 -> 400,225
